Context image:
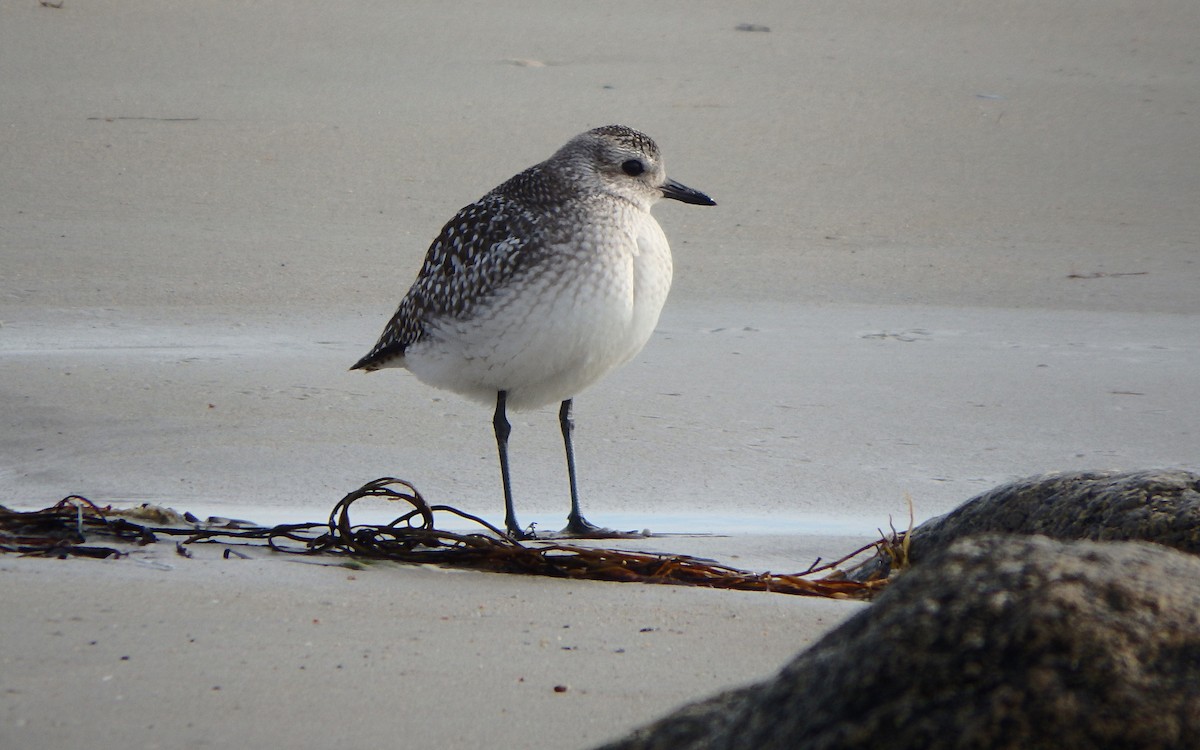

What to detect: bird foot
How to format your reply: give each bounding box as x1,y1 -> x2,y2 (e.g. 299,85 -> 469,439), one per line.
502,519 -> 649,541
557,517 -> 648,539
504,525 -> 538,542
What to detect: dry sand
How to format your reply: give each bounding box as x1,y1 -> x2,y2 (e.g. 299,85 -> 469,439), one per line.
2,1 -> 1198,748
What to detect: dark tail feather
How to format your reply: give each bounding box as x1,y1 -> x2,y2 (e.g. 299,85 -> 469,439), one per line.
350,342 -> 405,372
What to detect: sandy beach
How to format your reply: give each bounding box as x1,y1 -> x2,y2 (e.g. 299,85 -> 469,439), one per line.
2,1 -> 1198,747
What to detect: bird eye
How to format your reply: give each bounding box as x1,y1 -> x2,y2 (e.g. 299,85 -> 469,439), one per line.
621,159 -> 645,177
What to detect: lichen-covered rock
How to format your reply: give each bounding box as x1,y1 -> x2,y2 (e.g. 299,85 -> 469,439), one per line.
596,535 -> 1200,750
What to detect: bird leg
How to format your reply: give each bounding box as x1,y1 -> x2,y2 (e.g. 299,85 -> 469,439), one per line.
493,390 -> 524,538
559,399 -> 603,535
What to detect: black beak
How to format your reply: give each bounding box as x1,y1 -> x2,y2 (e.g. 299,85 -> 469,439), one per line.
661,177 -> 716,206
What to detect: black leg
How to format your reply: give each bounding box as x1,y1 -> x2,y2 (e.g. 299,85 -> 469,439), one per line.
560,399 -> 602,535
493,391 -> 522,537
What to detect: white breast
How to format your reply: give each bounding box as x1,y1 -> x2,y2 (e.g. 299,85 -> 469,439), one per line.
405,207 -> 673,410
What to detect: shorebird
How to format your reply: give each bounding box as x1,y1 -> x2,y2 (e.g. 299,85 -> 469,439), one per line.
352,125 -> 715,537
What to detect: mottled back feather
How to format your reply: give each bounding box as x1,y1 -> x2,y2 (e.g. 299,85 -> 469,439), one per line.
351,161 -> 576,371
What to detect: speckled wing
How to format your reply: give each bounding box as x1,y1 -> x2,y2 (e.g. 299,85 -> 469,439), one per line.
350,185 -> 543,372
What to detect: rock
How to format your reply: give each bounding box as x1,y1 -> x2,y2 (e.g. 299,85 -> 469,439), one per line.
596,535 -> 1200,750
846,469 -> 1200,581
907,468 -> 1200,562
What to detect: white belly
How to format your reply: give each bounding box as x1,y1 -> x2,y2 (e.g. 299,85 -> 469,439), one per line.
405,211 -> 672,410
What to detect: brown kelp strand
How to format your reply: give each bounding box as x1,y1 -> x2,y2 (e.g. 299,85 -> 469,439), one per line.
1,478 -> 893,599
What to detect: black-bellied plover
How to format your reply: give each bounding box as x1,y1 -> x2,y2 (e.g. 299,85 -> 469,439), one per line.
352,125 -> 715,537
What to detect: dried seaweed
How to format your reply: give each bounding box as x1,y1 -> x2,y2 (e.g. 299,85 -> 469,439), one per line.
0,495 -> 156,557
1,479 -> 892,598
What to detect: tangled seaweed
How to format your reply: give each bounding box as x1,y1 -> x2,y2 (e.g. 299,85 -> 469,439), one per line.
1,478 -> 895,599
